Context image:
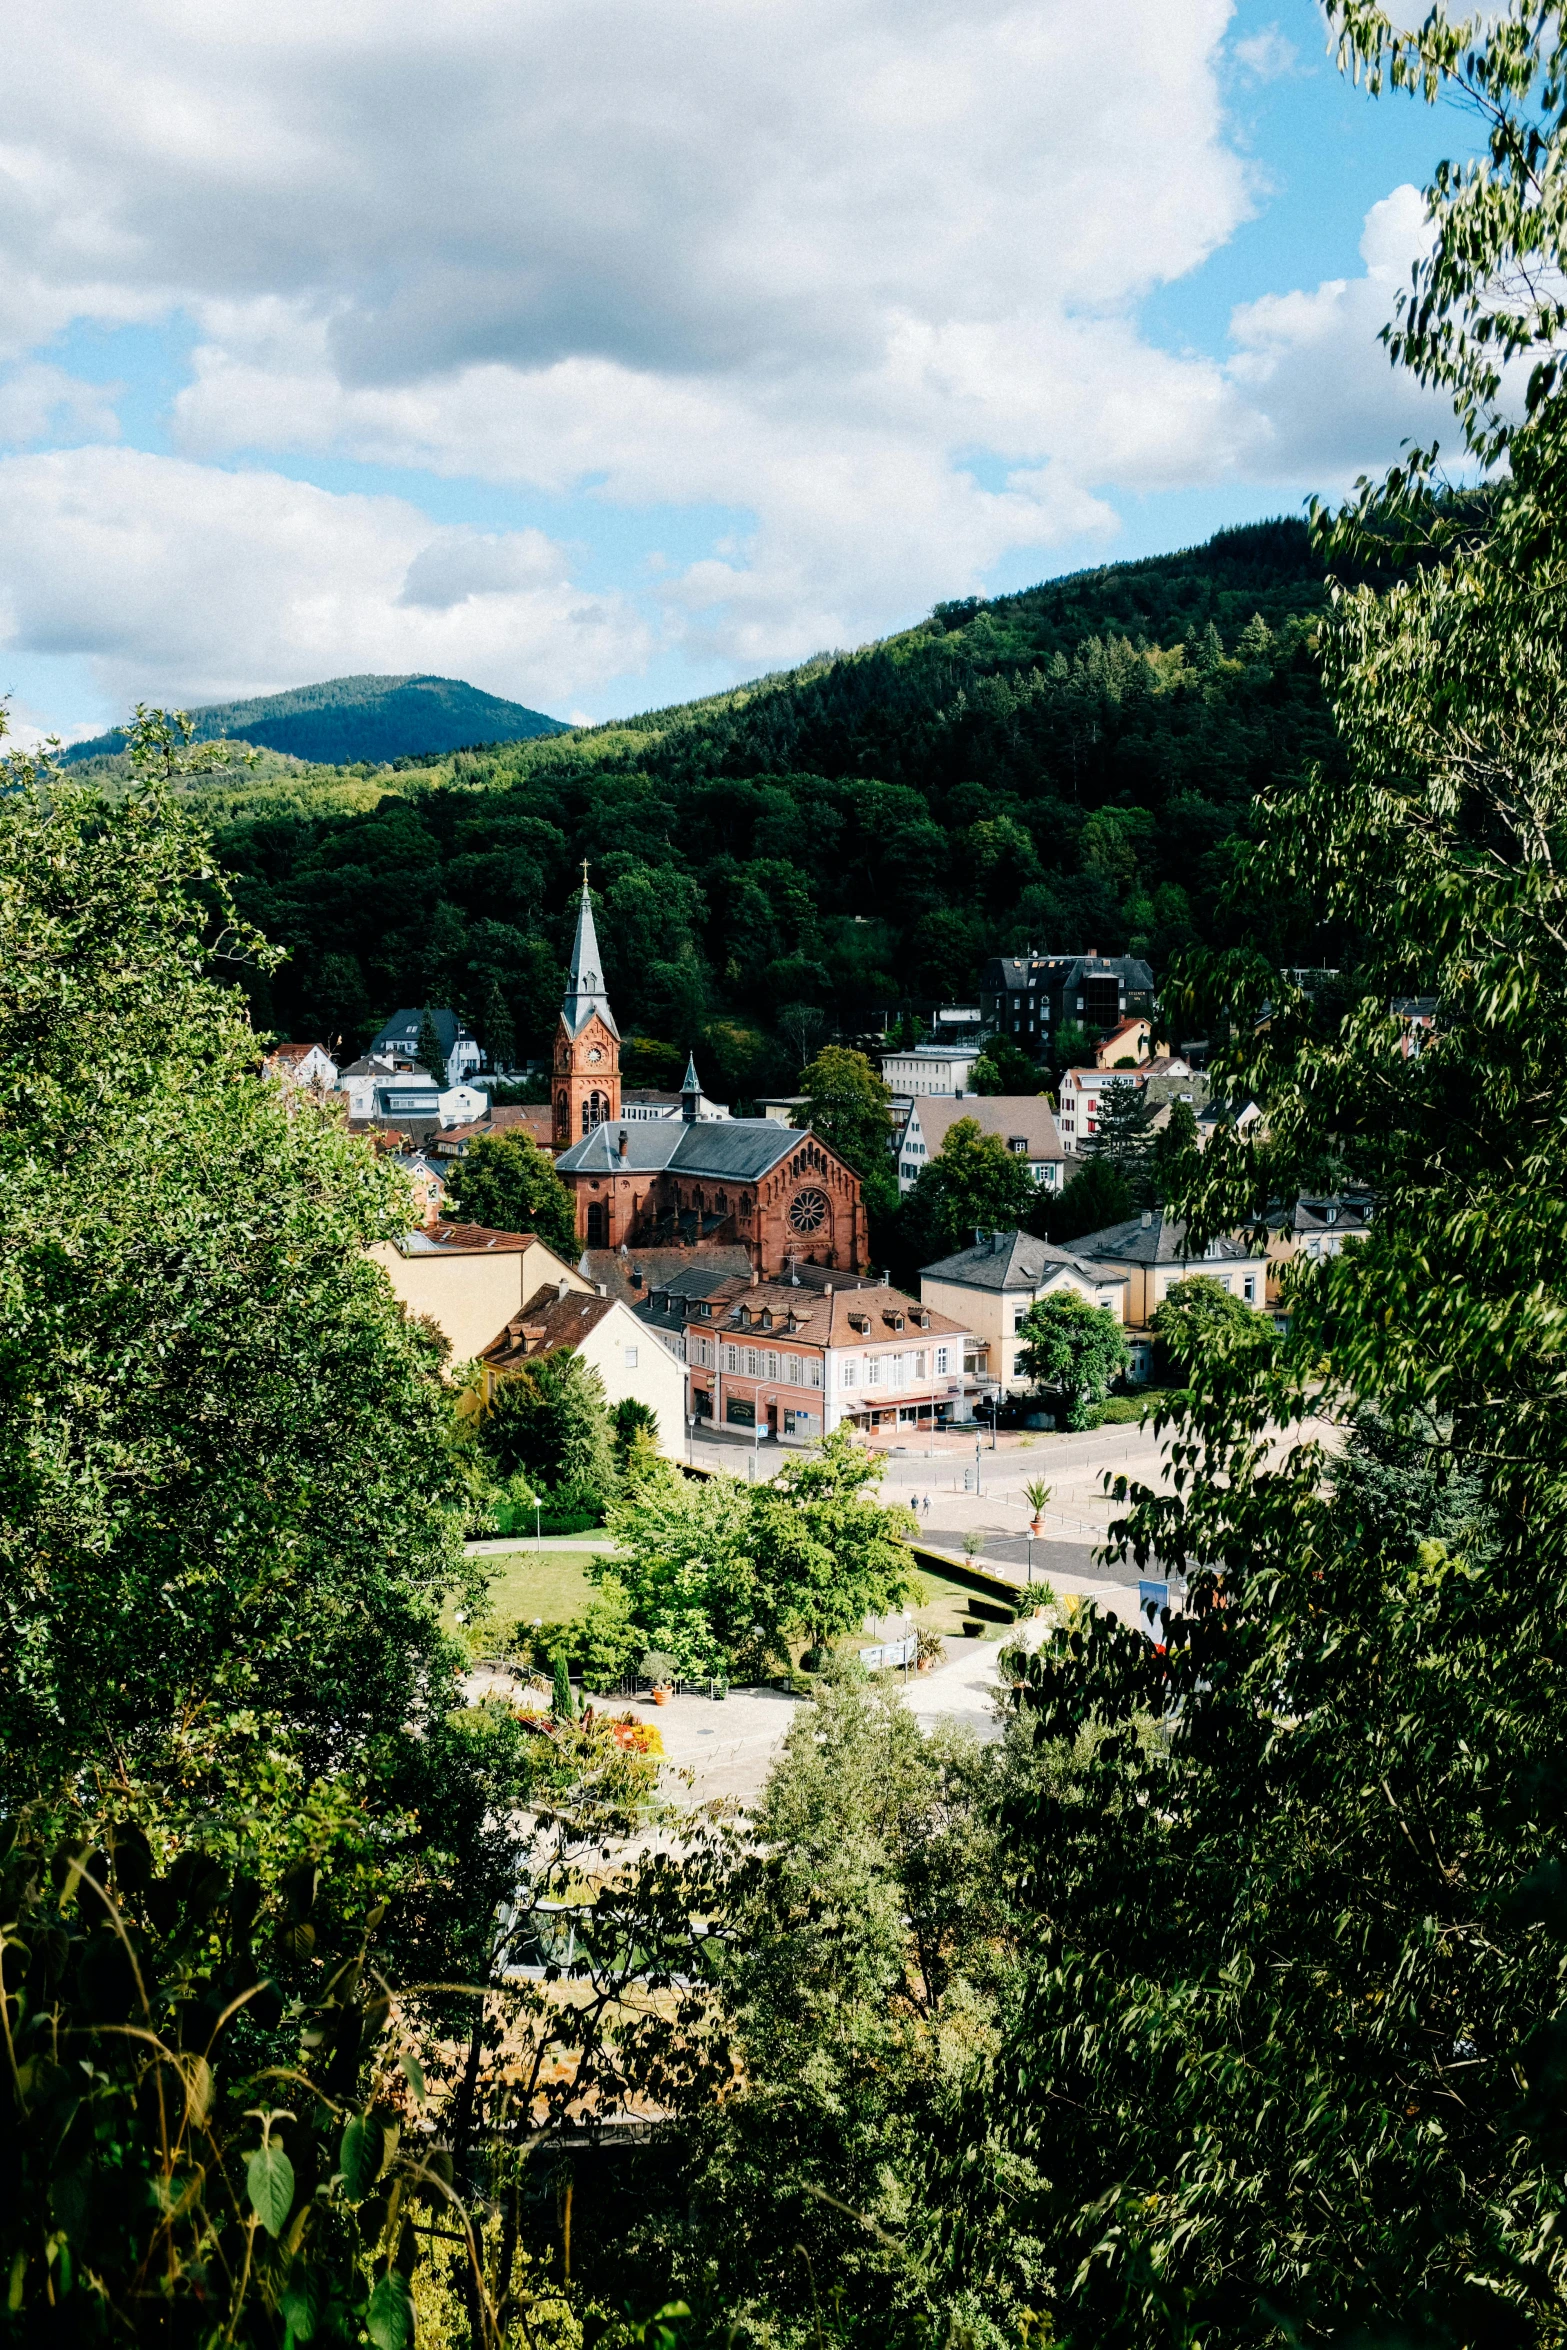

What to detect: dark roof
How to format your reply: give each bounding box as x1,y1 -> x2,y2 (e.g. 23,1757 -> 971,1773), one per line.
982,952 -> 1155,994
555,1117 -> 816,1182
482,1282 -> 619,1367
1068,1209 -> 1261,1267
435,1103 -> 554,1154
1292,1193 -> 1375,1236
585,1244 -> 754,1305
370,1007 -> 466,1060
919,1229 -> 1126,1291
561,881 -> 620,1041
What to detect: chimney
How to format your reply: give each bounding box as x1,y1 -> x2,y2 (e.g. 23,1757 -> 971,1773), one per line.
1141,1209 -> 1153,1228
750,1266 -> 760,1287
557,1275 -> 570,1297
618,1128 -> 629,1159
597,1281 -> 608,1296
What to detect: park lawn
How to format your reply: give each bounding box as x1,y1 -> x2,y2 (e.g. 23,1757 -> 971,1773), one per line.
464,1549 -> 611,1644
905,1563 -> 1011,1639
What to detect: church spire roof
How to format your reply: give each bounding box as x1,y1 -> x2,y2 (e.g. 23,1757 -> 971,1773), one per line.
681,1051 -> 701,1094
561,865 -> 619,1040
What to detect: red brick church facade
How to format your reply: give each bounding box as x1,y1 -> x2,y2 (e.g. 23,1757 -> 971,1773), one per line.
550,874 -> 866,1278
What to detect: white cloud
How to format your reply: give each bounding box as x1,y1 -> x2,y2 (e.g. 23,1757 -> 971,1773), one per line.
1225,184 -> 1451,479
1232,25 -> 1303,82
0,446 -> 648,712
0,1 -> 1463,703
0,364 -> 121,446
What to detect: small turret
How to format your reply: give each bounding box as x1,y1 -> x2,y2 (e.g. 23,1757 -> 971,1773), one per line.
681,1050 -> 701,1124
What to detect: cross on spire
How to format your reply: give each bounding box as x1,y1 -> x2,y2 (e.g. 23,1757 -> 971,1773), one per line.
581,856 -> 590,888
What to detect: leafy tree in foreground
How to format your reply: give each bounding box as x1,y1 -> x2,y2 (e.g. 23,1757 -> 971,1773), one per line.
1150,1271 -> 1275,1383
444,1125 -> 578,1254
481,1348 -> 617,1517
1013,1291 -> 1130,1429
905,1114 -> 1040,1262
750,1428 -> 915,1662
0,732 -> 469,1815
935,12 -> 1567,2340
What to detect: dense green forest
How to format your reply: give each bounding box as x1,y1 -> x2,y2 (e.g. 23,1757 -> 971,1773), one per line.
65,670 -> 566,768
212,519 -> 1346,1097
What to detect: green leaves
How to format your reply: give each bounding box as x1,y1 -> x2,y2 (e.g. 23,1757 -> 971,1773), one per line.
365,2272 -> 414,2350
338,2112 -> 385,2203
246,2141 -> 295,2237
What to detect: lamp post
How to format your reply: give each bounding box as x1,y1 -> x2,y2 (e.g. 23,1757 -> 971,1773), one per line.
534,1497 -> 541,1549
974,1436 -> 982,1500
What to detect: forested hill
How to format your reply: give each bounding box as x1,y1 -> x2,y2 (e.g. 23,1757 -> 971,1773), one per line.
214,517 -> 1347,1100
64,672 -> 567,767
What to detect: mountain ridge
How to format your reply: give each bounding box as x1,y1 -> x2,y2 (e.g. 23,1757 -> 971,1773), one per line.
62,671 -> 567,768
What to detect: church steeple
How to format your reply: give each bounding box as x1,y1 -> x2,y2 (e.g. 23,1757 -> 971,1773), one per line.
553,863 -> 621,1144
681,1050 -> 701,1123
562,864 -> 619,1040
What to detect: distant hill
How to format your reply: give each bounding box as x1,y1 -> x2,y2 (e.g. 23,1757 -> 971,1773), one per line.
212,516 -> 1349,1110
62,673 -> 568,767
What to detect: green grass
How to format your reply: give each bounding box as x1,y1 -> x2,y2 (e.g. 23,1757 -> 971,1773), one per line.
461,1551 -> 609,1646
905,1565 -> 1013,1639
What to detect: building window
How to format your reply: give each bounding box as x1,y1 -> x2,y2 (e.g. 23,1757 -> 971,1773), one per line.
935,1346 -> 949,1375
1009,1137 -> 1027,1153
913,1349 -> 926,1378
866,1357 -> 882,1387
809,1358 -> 822,1387
1242,1277 -> 1256,1304
785,1353 -> 802,1383
842,1358 -> 857,1389
766,1350 -> 780,1380
624,1346 -> 638,1367
888,1353 -> 905,1386
724,1345 -> 739,1371
745,1348 -> 759,1376
1013,1309 -> 1027,1332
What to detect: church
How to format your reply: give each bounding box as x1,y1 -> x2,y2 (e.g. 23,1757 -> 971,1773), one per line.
550,873 -> 866,1277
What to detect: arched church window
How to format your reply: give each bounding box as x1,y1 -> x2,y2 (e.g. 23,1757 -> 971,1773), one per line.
581,1090 -> 610,1134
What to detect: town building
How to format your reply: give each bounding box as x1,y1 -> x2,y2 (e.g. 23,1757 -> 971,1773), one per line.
549,875 -> 865,1275
1065,1208 -> 1271,1342
390,1149 -> 447,1227
894,1096 -> 1066,1195
431,1102 -> 557,1164
680,1274 -> 977,1440
369,1007 -> 483,1087
1055,1064 -> 1148,1153
263,1041 -> 339,1093
1266,1189 -> 1375,1304
1394,997 -> 1438,1057
340,1056 -> 491,1130
919,1229 -> 1129,1396
367,1222 -> 590,1365
880,1041 -> 984,1097
478,1280 -> 685,1453
1092,1016 -> 1155,1068
980,951 -> 1156,1050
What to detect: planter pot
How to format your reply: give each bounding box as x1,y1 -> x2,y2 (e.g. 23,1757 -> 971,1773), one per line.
1030,1518 -> 1043,1537
652,1686 -> 672,1706
916,1657 -> 935,1673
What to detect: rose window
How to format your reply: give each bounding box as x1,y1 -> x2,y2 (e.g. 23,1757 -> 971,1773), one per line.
789,1187 -> 829,1234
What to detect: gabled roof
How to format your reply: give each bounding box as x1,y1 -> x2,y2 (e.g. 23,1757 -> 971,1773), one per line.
482,1282 -> 619,1368
555,1117 -> 813,1182
684,1276 -> 970,1347
587,1244 -> 754,1304
906,1095 -> 1064,1159
399,1221 -> 542,1256
1068,1209 -> 1262,1267
267,1040 -> 331,1064
561,878 -> 620,1040
919,1229 -> 1126,1291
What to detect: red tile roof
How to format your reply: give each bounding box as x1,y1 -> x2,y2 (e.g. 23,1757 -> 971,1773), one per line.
482,1283 -> 618,1367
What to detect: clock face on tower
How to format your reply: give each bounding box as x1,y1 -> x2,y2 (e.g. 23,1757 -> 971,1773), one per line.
587,1047 -> 603,1064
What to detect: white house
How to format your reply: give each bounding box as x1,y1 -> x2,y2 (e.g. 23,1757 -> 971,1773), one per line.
895,1095 -> 1066,1195
479,1281 -> 686,1456
1055,1064 -> 1149,1154
369,1007 -> 483,1087
880,1041 -> 985,1097
919,1229 -> 1129,1396
264,1041 -> 339,1094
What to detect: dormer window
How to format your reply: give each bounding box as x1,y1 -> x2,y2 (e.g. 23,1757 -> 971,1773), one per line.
761,1308 -> 773,1329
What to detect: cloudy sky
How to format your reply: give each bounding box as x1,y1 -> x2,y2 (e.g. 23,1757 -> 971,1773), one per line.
0,0 -> 1471,739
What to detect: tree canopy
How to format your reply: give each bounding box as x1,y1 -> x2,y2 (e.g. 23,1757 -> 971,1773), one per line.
1013,1291 -> 1130,1429
904,1115 -> 1040,1263
444,1126 -> 578,1255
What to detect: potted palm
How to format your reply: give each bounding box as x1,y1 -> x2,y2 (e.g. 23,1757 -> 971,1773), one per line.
1023,1477 -> 1051,1538
641,1649 -> 677,1704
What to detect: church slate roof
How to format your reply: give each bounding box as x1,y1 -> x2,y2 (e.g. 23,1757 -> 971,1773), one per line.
561,878 -> 620,1041
554,1118 -> 805,1181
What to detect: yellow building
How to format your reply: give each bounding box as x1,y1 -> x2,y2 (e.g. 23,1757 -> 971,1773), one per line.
918,1229 -> 1128,1396
367,1222 -> 590,1367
